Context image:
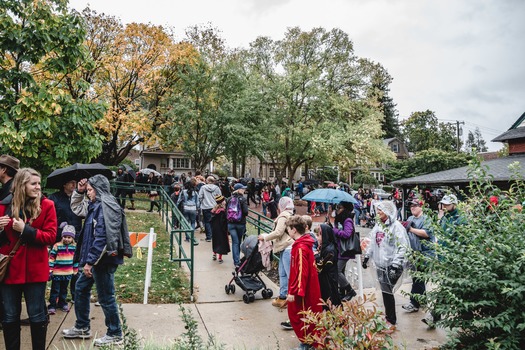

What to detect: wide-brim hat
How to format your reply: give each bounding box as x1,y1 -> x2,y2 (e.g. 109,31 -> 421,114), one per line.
0,154 -> 20,172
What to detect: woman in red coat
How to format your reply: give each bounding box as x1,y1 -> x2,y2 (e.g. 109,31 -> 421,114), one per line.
0,168 -> 57,350
286,215 -> 322,350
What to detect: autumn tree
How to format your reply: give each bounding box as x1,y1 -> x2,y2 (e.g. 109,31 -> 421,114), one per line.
72,9 -> 198,165
464,127 -> 488,153
244,27 -> 394,184
0,0 -> 105,175
401,110 -> 457,152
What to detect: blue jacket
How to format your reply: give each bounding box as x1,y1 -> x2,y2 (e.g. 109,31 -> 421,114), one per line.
79,201 -> 123,266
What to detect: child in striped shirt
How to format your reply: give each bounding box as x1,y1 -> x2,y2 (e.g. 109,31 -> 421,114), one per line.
48,224 -> 78,314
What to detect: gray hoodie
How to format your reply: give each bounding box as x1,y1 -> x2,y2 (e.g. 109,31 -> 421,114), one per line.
198,183 -> 222,210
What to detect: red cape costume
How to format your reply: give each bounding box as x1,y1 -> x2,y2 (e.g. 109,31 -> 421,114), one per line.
288,234 -> 322,345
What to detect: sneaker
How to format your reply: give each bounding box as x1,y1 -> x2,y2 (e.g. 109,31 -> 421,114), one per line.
402,303 -> 419,313
94,301 -> 100,306
422,315 -> 436,329
62,326 -> 92,339
272,297 -> 287,308
93,334 -> 123,347
61,305 -> 70,312
218,259 -> 223,264
205,238 -> 212,242
212,254 -> 217,261
280,320 -> 293,330
48,307 -> 56,315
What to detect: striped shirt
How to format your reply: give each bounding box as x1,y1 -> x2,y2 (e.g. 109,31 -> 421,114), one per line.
49,242 -> 79,279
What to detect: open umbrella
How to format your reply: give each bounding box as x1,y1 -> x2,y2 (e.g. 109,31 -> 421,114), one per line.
302,188 -> 358,204
46,163 -> 113,189
139,168 -> 161,177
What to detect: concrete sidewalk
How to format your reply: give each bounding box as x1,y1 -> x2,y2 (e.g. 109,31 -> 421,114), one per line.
38,209 -> 448,350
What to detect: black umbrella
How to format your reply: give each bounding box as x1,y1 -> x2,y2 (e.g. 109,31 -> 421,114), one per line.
122,164 -> 137,179
46,163 -> 113,189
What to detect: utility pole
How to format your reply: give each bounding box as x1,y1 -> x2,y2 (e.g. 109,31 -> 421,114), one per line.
456,120 -> 465,153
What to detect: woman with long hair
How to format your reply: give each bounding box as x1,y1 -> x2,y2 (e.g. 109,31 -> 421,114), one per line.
177,177 -> 200,242
332,201 -> 357,301
0,168 -> 57,350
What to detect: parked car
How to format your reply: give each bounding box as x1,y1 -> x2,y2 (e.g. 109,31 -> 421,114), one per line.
373,188 -> 392,200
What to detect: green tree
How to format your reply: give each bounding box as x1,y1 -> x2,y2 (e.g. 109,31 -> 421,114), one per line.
384,149 -> 471,182
402,110 -> 457,152
0,0 -> 105,175
159,26 -> 253,173
245,27 -> 394,185
364,62 -> 400,138
464,127 -> 488,153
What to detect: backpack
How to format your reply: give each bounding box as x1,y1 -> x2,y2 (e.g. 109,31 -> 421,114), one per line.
227,196 -> 243,222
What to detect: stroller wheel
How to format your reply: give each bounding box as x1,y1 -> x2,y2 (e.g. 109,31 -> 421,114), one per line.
243,293 -> 250,304
225,285 -> 230,295
248,292 -> 255,303
261,289 -> 272,299
230,284 -> 236,294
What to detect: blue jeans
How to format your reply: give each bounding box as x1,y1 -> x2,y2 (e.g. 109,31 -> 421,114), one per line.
202,209 -> 213,240
279,248 -> 291,299
228,223 -> 246,266
49,279 -> 69,308
75,264 -> 121,336
354,208 -> 362,225
184,209 -> 197,241
0,282 -> 47,323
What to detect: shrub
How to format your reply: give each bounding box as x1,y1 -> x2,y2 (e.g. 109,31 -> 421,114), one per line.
415,159 -> 525,349
301,294 -> 397,349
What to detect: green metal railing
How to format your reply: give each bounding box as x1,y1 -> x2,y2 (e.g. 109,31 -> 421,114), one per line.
111,180 -> 277,300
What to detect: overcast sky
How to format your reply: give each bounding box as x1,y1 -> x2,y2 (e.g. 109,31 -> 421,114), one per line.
69,0 -> 525,151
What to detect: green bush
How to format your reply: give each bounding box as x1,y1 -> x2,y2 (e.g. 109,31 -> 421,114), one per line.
416,159 -> 525,349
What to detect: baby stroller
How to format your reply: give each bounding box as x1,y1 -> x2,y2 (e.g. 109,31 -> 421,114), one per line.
363,212 -> 376,228
225,235 -> 274,303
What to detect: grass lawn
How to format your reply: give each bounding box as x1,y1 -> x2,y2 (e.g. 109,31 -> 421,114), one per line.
114,210 -> 191,303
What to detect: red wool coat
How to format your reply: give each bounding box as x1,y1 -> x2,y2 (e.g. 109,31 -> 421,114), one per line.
0,198 -> 57,284
288,234 -> 322,345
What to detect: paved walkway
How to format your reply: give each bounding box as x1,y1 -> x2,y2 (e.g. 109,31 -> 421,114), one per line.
29,203 -> 448,350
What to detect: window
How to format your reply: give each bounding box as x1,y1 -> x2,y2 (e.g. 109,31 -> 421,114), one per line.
134,159 -> 140,167
391,143 -> 399,153
269,168 -> 276,178
173,158 -> 190,169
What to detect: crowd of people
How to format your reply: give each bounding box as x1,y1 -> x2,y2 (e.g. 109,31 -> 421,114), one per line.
0,155 -> 132,349
0,155 -> 468,349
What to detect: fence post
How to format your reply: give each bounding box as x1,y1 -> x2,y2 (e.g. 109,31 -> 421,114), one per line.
143,227 -> 156,304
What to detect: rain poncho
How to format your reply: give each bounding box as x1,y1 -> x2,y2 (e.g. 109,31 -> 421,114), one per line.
364,200 -> 409,293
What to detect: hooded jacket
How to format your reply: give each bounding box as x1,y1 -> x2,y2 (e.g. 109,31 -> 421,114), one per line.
365,201 -> 409,268
71,175 -> 132,265
198,183 -> 222,210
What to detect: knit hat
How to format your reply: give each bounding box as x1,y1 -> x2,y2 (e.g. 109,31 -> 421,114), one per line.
215,194 -> 225,204
61,224 -> 76,238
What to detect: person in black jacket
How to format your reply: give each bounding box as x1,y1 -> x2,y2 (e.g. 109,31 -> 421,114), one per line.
315,224 -> 342,309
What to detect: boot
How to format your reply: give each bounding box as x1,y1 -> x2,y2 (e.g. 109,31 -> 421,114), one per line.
338,287 -> 346,299
342,285 -> 357,302
147,202 -> 154,212
29,321 -> 47,350
2,321 -> 21,350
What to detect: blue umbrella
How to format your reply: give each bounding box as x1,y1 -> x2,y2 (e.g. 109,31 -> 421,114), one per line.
302,188 -> 358,204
